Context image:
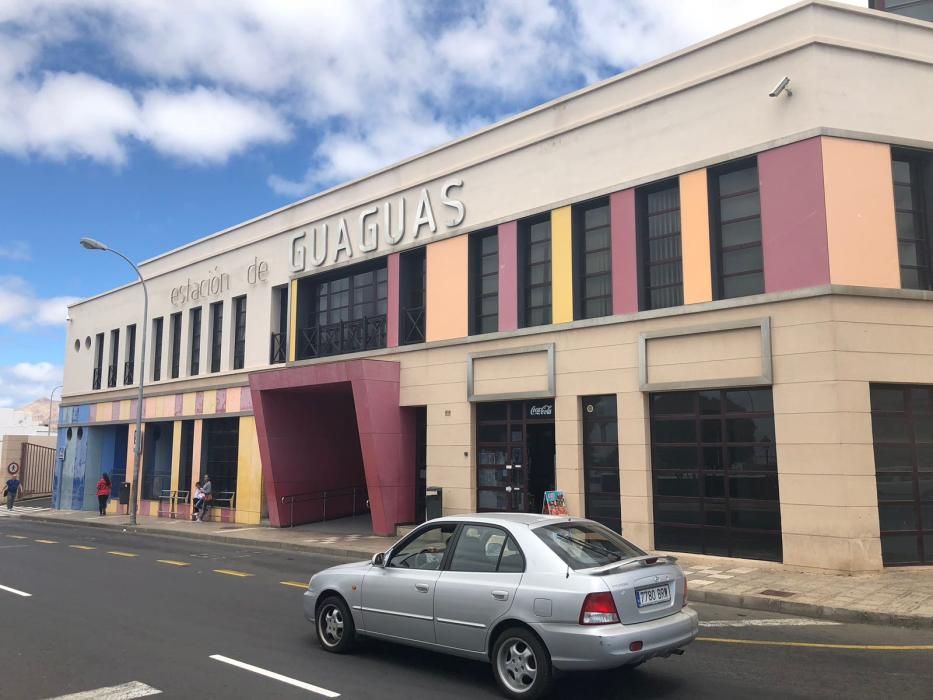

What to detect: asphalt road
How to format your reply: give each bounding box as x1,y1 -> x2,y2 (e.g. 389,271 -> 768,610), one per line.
2,518 -> 932,700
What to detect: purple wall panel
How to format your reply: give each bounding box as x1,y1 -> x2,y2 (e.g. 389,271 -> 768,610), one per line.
216,388 -> 227,414
759,137 -> 831,292
387,252 -> 400,347
610,189 -> 639,314
498,221 -> 518,332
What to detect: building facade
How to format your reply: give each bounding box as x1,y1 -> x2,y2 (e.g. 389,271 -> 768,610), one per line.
56,2 -> 933,573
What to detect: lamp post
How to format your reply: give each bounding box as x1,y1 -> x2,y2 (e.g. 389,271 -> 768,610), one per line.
47,385 -> 62,434
80,237 -> 148,526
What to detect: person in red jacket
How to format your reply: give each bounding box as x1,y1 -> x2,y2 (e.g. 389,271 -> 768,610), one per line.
96,473 -> 112,516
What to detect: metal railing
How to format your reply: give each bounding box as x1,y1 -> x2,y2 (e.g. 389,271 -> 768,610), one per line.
20,443 -> 55,497
124,360 -> 135,385
107,364 -> 117,388
280,486 -> 368,528
297,315 -> 387,360
92,367 -> 102,390
401,305 -> 425,345
270,332 -> 287,364
158,489 -> 190,518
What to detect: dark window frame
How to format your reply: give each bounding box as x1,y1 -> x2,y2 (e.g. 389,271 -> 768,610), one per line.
519,214 -> 552,328
107,328 -> 120,388
232,295 -> 247,370
92,332 -> 104,390
270,284 -> 288,364
209,301 -> 223,374
170,312 -> 182,379
709,158 -> 764,301
572,198 -> 612,321
892,149 -> 933,291
201,416 -> 239,498
399,247 -> 426,345
124,323 -> 136,385
152,317 -> 164,382
189,307 -> 202,377
469,228 -> 499,335
637,178 -> 684,311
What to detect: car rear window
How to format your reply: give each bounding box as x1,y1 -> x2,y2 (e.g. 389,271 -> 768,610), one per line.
534,521 -> 646,570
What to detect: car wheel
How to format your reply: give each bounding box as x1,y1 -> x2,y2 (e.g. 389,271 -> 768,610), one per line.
316,595 -> 356,654
492,627 -> 553,699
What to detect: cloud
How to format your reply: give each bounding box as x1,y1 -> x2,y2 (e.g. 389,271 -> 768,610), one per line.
0,361 -> 62,409
0,241 -> 30,261
0,276 -> 78,328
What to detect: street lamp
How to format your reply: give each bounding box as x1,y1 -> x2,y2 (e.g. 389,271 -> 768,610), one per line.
47,385 -> 62,434
80,237 -> 148,526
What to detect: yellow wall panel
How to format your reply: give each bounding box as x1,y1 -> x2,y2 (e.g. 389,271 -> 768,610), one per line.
288,278 -> 298,362
426,236 -> 469,342
680,169 -> 713,304
551,206 -> 574,323
182,392 -> 195,416
235,416 -> 263,525
202,390 -> 216,416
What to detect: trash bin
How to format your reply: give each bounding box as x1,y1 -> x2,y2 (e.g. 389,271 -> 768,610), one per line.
118,482 -> 131,505
425,486 -> 443,521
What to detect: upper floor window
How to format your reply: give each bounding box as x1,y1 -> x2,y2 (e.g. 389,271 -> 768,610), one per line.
189,307 -> 202,377
573,199 -> 612,320
520,216 -> 552,328
470,229 -> 498,335
107,328 -> 119,388
869,0 -> 933,21
124,324 -> 136,385
170,312 -> 182,379
399,248 -> 426,345
892,149 -> 932,291
232,296 -> 247,370
637,180 -> 683,310
270,285 -> 289,364
296,261 -> 388,360
209,301 -> 223,373
152,317 -> 163,382
711,159 -> 763,300
93,332 -> 104,390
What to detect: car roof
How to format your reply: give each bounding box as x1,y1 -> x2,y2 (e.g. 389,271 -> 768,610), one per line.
434,512 -> 583,527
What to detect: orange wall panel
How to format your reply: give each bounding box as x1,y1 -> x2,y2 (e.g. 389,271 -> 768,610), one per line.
680,168 -> 713,304
426,236 -> 469,342
822,138 -> 899,289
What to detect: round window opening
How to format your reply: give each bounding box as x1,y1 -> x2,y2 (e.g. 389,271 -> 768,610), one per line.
85,336 -> 92,349
77,427 -> 84,440
74,339 -> 81,352
66,427 -> 73,440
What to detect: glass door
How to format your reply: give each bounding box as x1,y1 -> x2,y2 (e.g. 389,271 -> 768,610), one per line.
476,402 -> 527,512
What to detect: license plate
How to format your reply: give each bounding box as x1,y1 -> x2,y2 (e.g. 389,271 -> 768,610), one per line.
635,584 -> 671,608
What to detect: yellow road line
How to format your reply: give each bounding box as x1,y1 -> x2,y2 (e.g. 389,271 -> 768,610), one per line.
6,535 -> 28,539
697,637 -> 933,651
280,581 -> 308,589
69,545 -> 96,550
34,539 -> 57,544
157,560 -> 190,567
107,551 -> 138,558
213,569 -> 253,578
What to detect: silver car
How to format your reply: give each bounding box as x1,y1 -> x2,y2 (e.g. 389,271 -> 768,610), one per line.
304,514 -> 698,699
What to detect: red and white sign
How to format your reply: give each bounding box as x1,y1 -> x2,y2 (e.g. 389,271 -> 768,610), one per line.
7,462 -> 19,475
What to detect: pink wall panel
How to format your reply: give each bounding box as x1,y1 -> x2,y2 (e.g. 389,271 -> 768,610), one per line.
387,252 -> 400,347
759,137 -> 831,292
610,189 -> 639,314
498,221 -> 518,332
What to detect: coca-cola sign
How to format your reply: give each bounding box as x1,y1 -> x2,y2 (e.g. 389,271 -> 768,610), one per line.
527,402 -> 553,418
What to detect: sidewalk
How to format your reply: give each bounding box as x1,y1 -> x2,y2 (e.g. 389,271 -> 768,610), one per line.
18,509 -> 933,629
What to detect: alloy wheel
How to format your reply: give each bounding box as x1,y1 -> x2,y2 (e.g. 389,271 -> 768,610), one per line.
319,604 -> 344,647
496,637 -> 538,694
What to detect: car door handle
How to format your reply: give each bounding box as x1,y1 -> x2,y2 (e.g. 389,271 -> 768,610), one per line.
415,583 -> 430,593
491,590 -> 509,601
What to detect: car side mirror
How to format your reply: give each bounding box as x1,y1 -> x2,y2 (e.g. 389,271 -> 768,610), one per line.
372,552 -> 386,567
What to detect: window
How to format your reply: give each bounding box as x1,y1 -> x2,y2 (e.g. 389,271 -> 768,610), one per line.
93,332 -> 104,389
448,525 -> 525,573
178,420 -> 195,499
399,248 -> 426,345
638,180 -> 683,310
711,160 -> 764,299
582,395 -> 621,532
232,296 -> 247,370
892,150 -> 933,290
388,523 -> 457,570
295,261 -> 388,360
520,216 -> 551,327
170,312 -> 182,379
869,0 -> 933,21
124,324 -> 136,385
189,307 -> 202,376
201,417 -> 239,498
534,521 -> 644,570
650,388 -> 782,562
152,317 -> 164,382
573,199 -> 612,320
870,384 -> 933,565
108,329 -> 119,388
209,301 -> 223,373
270,285 -> 288,364
470,229 -> 498,335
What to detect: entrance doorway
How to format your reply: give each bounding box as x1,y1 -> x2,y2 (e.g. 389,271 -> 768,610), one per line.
476,400 -> 555,514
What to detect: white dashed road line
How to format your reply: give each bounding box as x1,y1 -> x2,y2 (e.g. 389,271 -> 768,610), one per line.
42,680 -> 161,699
210,655 -> 340,697
700,618 -> 842,628
0,583 -> 31,597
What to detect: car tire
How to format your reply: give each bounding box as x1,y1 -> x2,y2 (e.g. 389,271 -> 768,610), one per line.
492,627 -> 553,700
316,595 -> 356,654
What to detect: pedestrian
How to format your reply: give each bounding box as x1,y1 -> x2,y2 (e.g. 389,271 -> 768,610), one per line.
191,480 -> 204,521
96,472 -> 112,516
198,474 -> 212,522
3,474 -> 20,510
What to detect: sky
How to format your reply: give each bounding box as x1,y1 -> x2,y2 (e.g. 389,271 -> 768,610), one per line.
0,0 -> 866,409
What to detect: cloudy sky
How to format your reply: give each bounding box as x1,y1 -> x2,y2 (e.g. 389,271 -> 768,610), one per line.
0,0 -> 865,409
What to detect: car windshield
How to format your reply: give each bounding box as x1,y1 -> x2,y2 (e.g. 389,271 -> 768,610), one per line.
534,521 -> 645,570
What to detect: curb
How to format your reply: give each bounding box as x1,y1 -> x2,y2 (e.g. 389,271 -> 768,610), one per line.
19,514 -> 380,562
690,589 -> 933,630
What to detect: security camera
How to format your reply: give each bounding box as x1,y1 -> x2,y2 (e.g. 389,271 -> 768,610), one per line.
769,76 -> 792,98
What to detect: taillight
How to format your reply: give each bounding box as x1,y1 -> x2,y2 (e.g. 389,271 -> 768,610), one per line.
579,592 -> 620,625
